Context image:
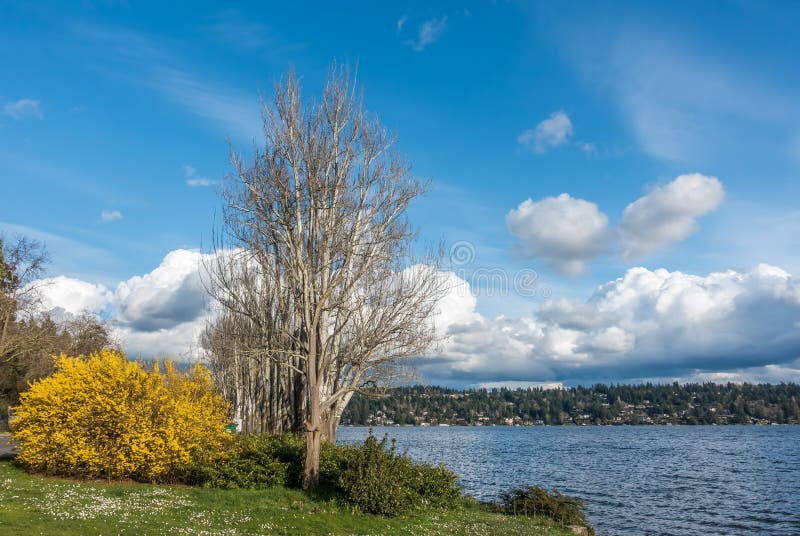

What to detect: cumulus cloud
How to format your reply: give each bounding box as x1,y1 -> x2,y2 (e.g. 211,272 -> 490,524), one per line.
36,276 -> 113,316
506,173 -> 725,273
115,249 -> 209,332
420,263 -> 800,385
35,249 -> 212,358
112,250 -> 212,357
517,111 -> 573,153
31,249 -> 800,386
3,99 -> 43,120
406,17 -> 447,51
506,194 -> 612,276
620,173 -> 724,259
100,210 -> 123,222
432,270 -> 482,331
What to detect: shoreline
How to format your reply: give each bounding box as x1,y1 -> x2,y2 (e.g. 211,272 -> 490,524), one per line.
341,422 -> 798,428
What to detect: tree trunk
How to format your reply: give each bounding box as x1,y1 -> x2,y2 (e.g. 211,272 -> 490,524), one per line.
303,416 -> 321,489
322,411 -> 338,443
303,346 -> 321,490
322,392 -> 351,443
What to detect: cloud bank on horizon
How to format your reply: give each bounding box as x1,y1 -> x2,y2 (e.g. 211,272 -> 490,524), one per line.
33,248 -> 800,387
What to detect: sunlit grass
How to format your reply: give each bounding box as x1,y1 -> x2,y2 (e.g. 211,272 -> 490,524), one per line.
0,461 -> 571,535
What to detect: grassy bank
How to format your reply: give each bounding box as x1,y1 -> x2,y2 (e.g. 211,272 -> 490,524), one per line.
0,461 -> 572,535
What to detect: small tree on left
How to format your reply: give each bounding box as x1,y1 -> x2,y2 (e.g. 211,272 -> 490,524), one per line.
10,350 -> 230,481
1,236 -> 116,427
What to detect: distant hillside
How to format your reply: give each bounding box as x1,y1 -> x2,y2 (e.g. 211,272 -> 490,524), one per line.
342,383 -> 800,426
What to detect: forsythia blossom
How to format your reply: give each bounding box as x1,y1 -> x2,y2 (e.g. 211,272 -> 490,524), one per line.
10,350 -> 230,481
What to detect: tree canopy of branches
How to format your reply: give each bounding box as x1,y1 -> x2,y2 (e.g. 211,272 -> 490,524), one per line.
0,236 -> 115,428
205,66 -> 443,489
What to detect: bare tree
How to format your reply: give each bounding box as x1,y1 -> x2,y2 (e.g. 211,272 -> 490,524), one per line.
0,237 -> 115,429
200,301 -> 306,436
203,246 -> 308,435
0,236 -> 48,361
208,65 -> 444,489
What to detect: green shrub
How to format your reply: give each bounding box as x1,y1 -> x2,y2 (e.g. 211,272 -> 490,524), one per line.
336,434 -> 461,516
188,453 -> 287,489
184,434 -> 301,489
182,432 -> 460,516
266,433 -> 306,488
498,485 -> 594,534
319,439 -> 357,488
409,463 -> 462,508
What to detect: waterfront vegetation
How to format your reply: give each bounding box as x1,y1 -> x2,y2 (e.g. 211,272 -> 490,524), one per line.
344,383 -> 800,426
0,460 -> 575,536
183,433 -> 462,517
5,350 -> 593,534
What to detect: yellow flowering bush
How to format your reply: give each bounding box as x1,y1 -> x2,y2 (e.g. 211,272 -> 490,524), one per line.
10,350 -> 230,481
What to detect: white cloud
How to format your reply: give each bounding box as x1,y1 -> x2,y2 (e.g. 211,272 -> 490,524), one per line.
31,249 -> 800,386
100,209 -> 123,222
578,326 -> 636,354
620,173 -> 724,259
517,111 -> 573,153
407,17 -> 447,51
113,249 -> 213,358
34,249 -> 212,359
506,173 -> 726,272
36,276 -> 113,316
433,270 -> 482,333
183,164 -> 214,187
506,194 -> 612,276
3,99 -> 43,120
419,263 -> 800,385
114,249 -> 209,332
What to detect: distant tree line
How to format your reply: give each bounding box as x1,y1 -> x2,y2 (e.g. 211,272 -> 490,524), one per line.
343,383 -> 800,426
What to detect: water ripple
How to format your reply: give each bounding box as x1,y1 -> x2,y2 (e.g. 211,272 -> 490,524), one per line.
338,426 -> 800,535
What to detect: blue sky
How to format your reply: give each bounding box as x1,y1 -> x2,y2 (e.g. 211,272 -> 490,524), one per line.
2,1 -> 799,386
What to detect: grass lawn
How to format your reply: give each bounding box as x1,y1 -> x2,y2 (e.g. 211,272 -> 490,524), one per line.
0,461 -> 574,535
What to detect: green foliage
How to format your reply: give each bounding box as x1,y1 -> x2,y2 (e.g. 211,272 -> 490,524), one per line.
185,432 -> 461,516
336,434 -> 461,516
318,439 -> 356,488
184,435 -> 289,489
498,485 -> 594,534
0,459 -> 575,536
344,383 -> 800,426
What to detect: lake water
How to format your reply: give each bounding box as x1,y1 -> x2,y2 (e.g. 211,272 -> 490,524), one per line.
337,425 -> 800,535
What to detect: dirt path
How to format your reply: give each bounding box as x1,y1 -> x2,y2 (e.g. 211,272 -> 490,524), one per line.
0,433 -> 15,460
